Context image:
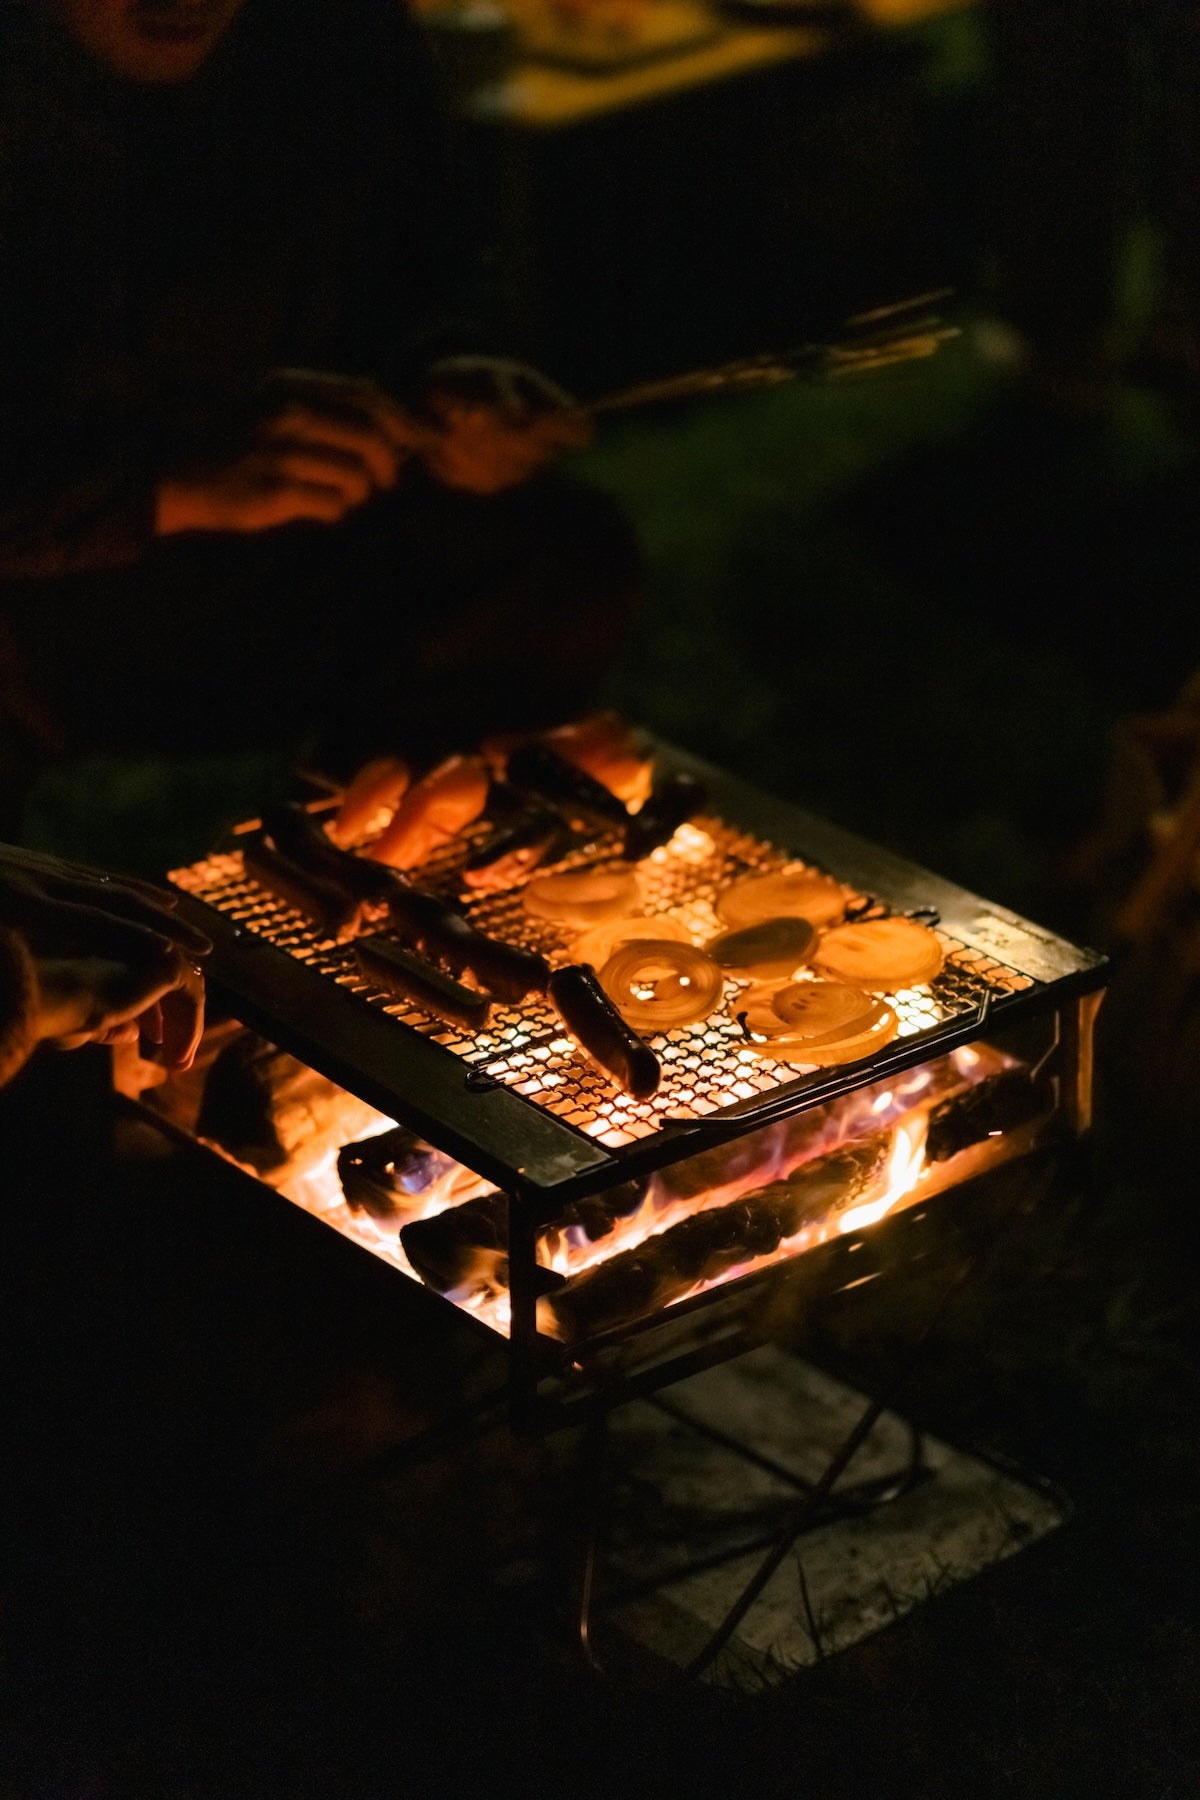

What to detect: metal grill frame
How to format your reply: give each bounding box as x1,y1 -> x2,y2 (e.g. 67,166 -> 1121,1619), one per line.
169,739 -> 1108,1426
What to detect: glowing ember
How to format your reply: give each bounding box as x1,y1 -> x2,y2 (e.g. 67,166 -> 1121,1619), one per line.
838,1119 -> 928,1235
395,1039 -> 1039,1342
191,1028 -> 1045,1348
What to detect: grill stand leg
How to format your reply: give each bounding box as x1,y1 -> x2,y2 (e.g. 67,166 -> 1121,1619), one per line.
574,1407 -> 611,1675
570,1258 -> 975,1683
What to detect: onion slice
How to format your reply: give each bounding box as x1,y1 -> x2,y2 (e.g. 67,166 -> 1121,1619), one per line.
716,869 -> 846,931
811,917 -> 945,991
572,912 -> 689,968
522,868 -> 640,930
744,1007 -> 899,1065
737,979 -> 888,1046
598,940 -> 725,1034
769,980 -> 886,1036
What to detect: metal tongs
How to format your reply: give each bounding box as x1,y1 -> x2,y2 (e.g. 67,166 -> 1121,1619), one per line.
584,287 -> 960,417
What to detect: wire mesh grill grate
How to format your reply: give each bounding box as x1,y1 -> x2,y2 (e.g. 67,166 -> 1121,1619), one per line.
171,816 -> 1033,1149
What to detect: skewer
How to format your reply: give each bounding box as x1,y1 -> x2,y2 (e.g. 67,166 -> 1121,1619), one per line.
586,293 -> 961,415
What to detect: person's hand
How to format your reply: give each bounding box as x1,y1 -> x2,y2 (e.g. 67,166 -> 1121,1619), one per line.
155,371 -> 414,537
0,846 -> 211,1067
407,357 -> 593,495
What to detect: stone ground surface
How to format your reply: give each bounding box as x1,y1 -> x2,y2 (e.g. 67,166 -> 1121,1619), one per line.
597,1348 -> 1069,1683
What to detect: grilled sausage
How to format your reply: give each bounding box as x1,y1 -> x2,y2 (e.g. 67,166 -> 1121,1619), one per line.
354,937 -> 494,1031
547,962 -> 661,1100
260,804 -> 398,909
426,912 -> 549,1004
380,888 -> 548,1003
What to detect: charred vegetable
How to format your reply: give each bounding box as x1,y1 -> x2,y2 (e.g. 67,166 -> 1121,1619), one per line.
622,770 -> 707,861
506,741 -> 630,828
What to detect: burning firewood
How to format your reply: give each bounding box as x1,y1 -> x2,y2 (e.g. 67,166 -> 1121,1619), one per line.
196,1030 -> 380,1183
397,1176 -> 649,1295
541,1134 -> 892,1343
925,1070 -> 1052,1163
337,1125 -> 491,1233
400,1192 -> 511,1299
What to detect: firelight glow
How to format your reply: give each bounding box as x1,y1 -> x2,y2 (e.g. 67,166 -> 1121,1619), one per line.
838,1120 -> 928,1235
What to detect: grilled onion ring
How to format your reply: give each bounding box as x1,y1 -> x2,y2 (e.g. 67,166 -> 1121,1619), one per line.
770,980 -> 887,1036
744,1007 -> 899,1065
716,870 -> 846,931
572,912 -> 689,969
738,980 -> 887,1046
599,940 -> 725,1033
707,916 -> 818,979
522,868 -> 640,930
811,917 -> 945,991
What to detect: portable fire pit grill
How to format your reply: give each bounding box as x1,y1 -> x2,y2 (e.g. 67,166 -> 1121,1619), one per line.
155,737 -> 1107,1444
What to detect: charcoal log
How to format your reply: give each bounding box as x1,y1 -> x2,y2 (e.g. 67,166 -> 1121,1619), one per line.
196,1030 -> 379,1182
544,1134 -> 891,1343
925,1070 -> 1052,1163
550,1177 -> 649,1247
400,1194 -> 510,1298
392,1175 -> 649,1290
653,1129 -> 783,1209
337,1126 -> 487,1231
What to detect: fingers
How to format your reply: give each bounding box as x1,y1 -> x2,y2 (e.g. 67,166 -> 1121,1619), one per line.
265,370 -> 416,455
267,444 -> 374,511
417,358 -> 592,494
418,412 -> 562,495
424,355 -> 579,420
3,844 -> 176,904
247,475 -> 353,530
36,950 -> 204,1066
139,999 -> 165,1047
40,872 -> 213,959
259,405 -> 404,492
35,953 -> 170,1047
158,963 -> 205,1070
23,897 -> 191,975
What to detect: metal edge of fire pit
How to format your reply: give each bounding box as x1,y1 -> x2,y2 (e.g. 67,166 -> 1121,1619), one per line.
524,1134 -> 1071,1430
173,736 -> 1109,1214
655,742 -> 1109,988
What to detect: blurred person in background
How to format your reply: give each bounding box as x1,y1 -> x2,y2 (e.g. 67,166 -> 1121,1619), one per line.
0,0 -> 637,845
982,0 -> 1200,427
